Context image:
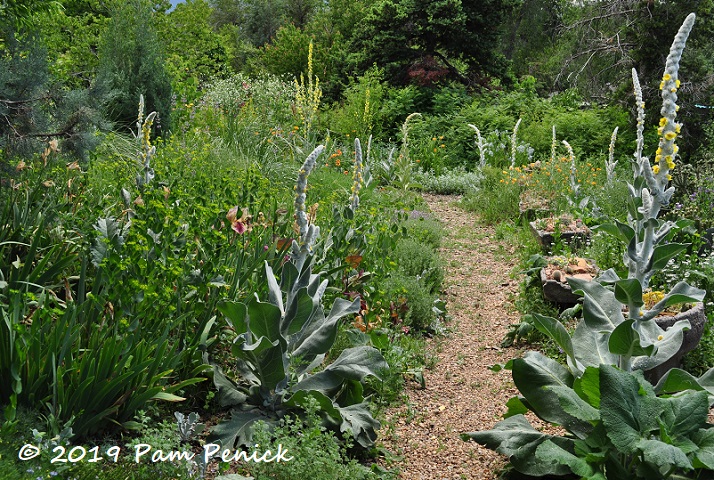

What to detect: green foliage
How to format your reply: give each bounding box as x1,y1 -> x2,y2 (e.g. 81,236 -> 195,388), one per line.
465,360 -> 714,479
392,238 -> 442,294
460,166 -> 520,224
382,273 -> 439,333
416,167 -> 482,194
352,0 -> 518,86
326,66 -> 386,140
241,398 -> 384,480
401,217 -> 443,249
209,149 -> 387,450
157,0 -> 232,85
96,0 -> 172,135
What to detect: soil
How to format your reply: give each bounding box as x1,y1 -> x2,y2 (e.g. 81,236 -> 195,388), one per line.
377,194 -> 527,479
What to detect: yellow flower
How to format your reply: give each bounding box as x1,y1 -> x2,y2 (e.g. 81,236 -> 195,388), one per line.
665,131 -> 677,141
667,174 -> 672,180
653,165 -> 661,174
663,73 -> 672,81
676,79 -> 681,88
659,118 -> 668,127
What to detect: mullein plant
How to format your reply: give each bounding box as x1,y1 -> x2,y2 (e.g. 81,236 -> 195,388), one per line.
391,112 -> 421,190
350,138 -> 364,211
468,124 -> 487,169
294,41 -> 322,136
605,126 -> 619,185
510,118 -> 522,168
121,95 -> 157,216
464,15 -> 714,479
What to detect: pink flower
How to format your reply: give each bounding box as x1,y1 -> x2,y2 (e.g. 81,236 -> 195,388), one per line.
227,206 -> 252,235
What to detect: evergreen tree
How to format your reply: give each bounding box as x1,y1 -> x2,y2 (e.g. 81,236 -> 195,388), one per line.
351,0 -> 519,87
96,0 -> 172,135
1,4 -> 106,162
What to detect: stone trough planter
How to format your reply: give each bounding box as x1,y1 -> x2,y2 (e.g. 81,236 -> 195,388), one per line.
540,257 -> 597,307
529,216 -> 591,253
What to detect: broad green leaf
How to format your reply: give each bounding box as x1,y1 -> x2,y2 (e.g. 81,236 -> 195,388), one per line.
246,298 -> 282,343
512,352 -> 591,437
571,321 -> 617,368
600,365 -> 654,454
546,385 -> 599,423
321,346 -> 388,381
217,301 -> 249,335
658,390 -> 709,439
593,221 -> 634,244
635,438 -> 693,471
614,278 -> 644,309
292,297 -> 360,359
211,366 -> 248,407
264,262 -> 284,314
536,439 -> 598,478
648,243 -> 688,272
692,429 -> 714,469
463,415 -> 574,477
210,409 -> 265,448
338,401 -> 381,449
503,396 -> 528,418
569,277 -> 624,332
574,366 -> 601,409
632,320 -> 688,372
655,368 -> 706,395
608,320 -> 654,357
532,313 -> 578,372
282,286 -> 315,336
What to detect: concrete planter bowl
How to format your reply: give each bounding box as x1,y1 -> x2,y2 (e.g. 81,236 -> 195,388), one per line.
646,302 -> 708,382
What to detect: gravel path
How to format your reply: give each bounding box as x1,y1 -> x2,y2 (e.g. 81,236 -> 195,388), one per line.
378,194 -> 525,479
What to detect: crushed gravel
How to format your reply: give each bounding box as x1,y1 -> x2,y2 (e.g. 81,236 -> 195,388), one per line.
377,194 -> 527,479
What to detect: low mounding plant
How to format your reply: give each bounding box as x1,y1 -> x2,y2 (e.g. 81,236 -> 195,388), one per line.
464,14 -> 714,479
209,146 -> 388,449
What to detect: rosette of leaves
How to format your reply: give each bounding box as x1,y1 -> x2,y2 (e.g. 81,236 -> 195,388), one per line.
210,258 -> 387,449
463,357 -> 714,479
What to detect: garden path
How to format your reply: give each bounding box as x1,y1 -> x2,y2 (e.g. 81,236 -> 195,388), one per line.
378,194 -> 524,479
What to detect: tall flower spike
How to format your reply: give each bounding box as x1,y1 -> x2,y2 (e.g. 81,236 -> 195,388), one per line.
468,124 -> 486,169
510,118 -> 522,168
562,140 -> 579,202
350,138 -> 363,211
294,145 -> 325,247
550,125 -> 557,164
632,69 -> 645,177
649,12 -> 695,211
606,127 -> 618,184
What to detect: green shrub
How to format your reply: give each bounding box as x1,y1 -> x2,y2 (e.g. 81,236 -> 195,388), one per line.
241,398 -> 384,480
393,238 -> 443,293
382,273 -> 437,332
402,217 -> 443,249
